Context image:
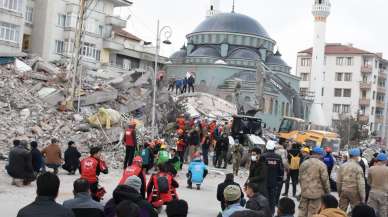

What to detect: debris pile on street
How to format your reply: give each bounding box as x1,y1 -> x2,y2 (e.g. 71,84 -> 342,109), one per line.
0,56 -> 181,168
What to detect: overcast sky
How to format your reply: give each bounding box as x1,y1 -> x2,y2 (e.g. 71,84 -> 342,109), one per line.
120,0 -> 388,74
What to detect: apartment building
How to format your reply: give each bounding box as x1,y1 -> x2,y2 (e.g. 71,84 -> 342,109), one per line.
296,43 -> 388,139
0,0 -> 167,71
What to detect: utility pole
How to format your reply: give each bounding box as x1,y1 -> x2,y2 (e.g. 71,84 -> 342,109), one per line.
256,61 -> 265,112
67,0 -> 87,110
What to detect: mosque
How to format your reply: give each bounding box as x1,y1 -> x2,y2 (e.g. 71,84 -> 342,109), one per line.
166,1 -> 311,129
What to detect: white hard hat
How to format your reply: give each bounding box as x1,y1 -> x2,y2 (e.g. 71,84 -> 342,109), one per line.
266,140 -> 276,150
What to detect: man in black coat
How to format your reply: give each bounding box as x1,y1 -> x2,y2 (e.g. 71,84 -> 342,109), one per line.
216,133 -> 229,169
62,141 -> 81,175
30,141 -> 44,174
17,172 -> 75,217
217,173 -> 244,211
104,177 -> 157,217
260,141 -> 284,214
6,141 -> 36,186
247,148 -> 268,198
245,182 -> 271,217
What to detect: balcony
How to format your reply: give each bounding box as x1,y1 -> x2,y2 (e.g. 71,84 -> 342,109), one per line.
359,115 -> 369,123
361,66 -> 373,73
379,71 -> 387,79
376,115 -> 384,123
105,15 -> 126,28
377,86 -> 386,93
376,101 -> 385,108
103,38 -> 123,51
359,81 -> 371,89
359,98 -> 371,105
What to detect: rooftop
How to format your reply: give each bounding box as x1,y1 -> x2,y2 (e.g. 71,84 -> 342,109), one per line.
113,28 -> 142,42
298,43 -> 375,55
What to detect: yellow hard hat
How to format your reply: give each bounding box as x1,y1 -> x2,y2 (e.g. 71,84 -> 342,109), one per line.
161,144 -> 168,149
302,147 -> 310,154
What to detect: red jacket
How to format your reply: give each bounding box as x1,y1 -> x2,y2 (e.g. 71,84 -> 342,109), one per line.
80,156 -> 108,183
176,118 -> 185,130
124,127 -> 137,147
118,164 -> 147,197
147,172 -> 179,204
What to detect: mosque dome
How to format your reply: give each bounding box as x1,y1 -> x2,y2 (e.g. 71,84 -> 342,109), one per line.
169,45 -> 187,60
266,51 -> 289,66
191,13 -> 271,39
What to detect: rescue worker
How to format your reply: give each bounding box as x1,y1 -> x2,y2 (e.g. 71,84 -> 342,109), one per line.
231,140 -> 243,176
119,156 -> 147,199
187,152 -> 208,190
283,143 -> 302,198
261,140 -> 284,214
168,148 -> 181,174
141,142 -> 152,174
156,144 -> 170,166
301,147 -> 311,163
176,129 -> 186,168
336,148 -> 365,213
298,147 -> 330,217
146,164 -> 179,209
123,122 -> 137,169
367,153 -> 388,217
79,146 -> 108,202
201,132 -> 211,165
176,114 -> 186,131
216,133 -> 229,169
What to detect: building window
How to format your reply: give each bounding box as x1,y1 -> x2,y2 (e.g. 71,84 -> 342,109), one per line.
343,89 -> 351,97
25,7 -> 33,23
336,57 -> 344,66
333,104 -> 341,113
301,58 -> 311,67
0,22 -> 20,43
371,107 -> 375,115
322,87 -> 324,96
281,102 -> 285,116
362,90 -> 367,98
363,57 -> 372,67
300,88 -> 308,96
0,0 -> 23,12
346,57 -> 353,66
66,12 -> 72,27
335,72 -> 343,81
55,40 -> 64,54
98,25 -> 103,36
334,88 -> 342,97
274,100 -> 278,115
344,73 -> 352,81
300,73 -> 309,81
81,42 -> 100,61
342,104 -> 350,113
57,14 -> 66,27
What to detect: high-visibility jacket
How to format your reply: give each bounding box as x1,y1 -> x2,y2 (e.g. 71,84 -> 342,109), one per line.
80,157 -> 108,183
124,128 -> 136,147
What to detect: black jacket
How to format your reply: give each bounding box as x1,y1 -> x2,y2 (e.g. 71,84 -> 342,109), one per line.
245,193 -> 272,217
248,161 -> 268,197
216,137 -> 229,152
217,180 -> 243,203
261,151 -> 284,187
31,147 -> 43,172
104,185 -> 157,217
17,196 -> 75,217
6,145 -> 35,180
63,147 -> 81,171
189,130 -> 200,146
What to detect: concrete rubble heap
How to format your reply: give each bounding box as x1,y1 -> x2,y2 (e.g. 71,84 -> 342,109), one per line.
0,56 -> 181,168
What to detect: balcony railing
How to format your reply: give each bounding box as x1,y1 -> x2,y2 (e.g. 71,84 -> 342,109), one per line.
105,15 -> 126,28
360,82 -> 371,89
359,115 -> 369,123
376,115 -> 384,123
377,86 -> 386,93
376,101 -> 385,108
361,66 -> 373,73
379,71 -> 387,79
359,98 -> 371,105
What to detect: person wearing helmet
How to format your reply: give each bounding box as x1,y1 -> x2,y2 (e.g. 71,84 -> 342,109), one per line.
336,148 -> 365,213
187,151 -> 208,190
123,122 -> 137,169
156,143 -> 170,166
368,153 -> 388,217
80,146 -> 108,202
301,147 -> 311,163
118,156 -> 147,199
260,140 -> 284,214
323,147 -> 335,177
298,147 -> 330,217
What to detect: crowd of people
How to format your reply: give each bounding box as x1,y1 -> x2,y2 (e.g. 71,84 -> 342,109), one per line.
5,114 -> 388,217
167,72 -> 196,95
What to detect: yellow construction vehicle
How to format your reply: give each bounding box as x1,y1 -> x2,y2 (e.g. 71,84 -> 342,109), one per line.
278,116 -> 341,152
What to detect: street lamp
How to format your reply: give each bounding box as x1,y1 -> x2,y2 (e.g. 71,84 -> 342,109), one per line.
151,20 -> 172,139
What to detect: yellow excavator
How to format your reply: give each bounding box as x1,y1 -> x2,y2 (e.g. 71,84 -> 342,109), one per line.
278,116 -> 341,152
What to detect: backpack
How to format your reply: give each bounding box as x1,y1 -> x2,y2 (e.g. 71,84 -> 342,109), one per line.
157,175 -> 170,193
289,154 -> 301,170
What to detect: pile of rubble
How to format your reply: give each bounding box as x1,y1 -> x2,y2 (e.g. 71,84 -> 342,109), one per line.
0,55 -> 182,167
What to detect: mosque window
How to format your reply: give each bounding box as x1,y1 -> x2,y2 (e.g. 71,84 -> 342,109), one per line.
275,100 -> 279,115
270,98 -> 274,114
285,103 -> 290,116
281,102 -> 285,116
244,96 -> 251,102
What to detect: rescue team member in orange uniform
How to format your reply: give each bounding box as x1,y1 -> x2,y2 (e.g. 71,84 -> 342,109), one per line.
123,122 -> 137,169
80,146 -> 108,201
118,156 -> 147,199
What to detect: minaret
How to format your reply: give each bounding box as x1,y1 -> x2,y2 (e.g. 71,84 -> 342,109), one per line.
207,0 -> 220,17
308,0 -> 331,127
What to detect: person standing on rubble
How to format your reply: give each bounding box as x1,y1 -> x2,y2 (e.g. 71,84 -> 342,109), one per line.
42,138 -> 63,174
123,122 -> 137,169
187,74 -> 195,93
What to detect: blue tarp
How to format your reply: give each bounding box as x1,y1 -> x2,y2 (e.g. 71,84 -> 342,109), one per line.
0,57 -> 16,65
